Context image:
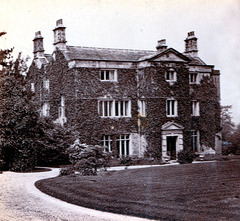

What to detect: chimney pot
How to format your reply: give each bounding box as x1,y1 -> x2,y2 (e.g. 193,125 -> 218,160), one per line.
184,31 -> 198,57
156,39 -> 167,52
33,31 -> 44,58
35,31 -> 41,37
56,19 -> 63,26
53,19 -> 67,50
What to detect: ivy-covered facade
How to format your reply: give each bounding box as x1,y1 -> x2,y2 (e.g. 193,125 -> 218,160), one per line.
27,19 -> 221,160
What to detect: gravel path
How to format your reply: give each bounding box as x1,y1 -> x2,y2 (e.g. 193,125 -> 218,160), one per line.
0,168 -> 153,221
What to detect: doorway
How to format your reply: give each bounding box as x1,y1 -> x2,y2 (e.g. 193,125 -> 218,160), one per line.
167,136 -> 177,160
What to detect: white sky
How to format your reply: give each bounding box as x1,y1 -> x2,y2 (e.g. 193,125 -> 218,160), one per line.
1,0 -> 240,124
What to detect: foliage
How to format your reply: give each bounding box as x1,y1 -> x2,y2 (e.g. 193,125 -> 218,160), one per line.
221,105 -> 235,142
0,48 -> 39,171
229,124 -> 240,155
120,156 -> 132,166
67,139 -> 111,176
177,149 -> 194,164
59,167 -> 74,176
35,118 -> 75,166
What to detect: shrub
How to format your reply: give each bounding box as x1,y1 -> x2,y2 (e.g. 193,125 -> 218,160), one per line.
36,119 -> 75,166
66,139 -> 111,176
120,157 -> 132,166
177,149 -> 195,164
60,167 -> 74,176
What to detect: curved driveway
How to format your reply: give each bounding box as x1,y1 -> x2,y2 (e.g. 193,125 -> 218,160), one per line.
0,168 -> 153,221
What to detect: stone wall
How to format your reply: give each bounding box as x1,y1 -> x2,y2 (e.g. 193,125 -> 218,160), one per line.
27,50 -> 221,158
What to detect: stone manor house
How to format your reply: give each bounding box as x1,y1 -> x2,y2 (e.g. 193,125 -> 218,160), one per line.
27,19 -> 222,160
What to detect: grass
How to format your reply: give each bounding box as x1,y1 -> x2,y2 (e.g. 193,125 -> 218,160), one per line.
35,160 -> 240,220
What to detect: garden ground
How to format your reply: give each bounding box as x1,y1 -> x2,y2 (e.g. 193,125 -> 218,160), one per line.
36,160 -> 240,221
0,168 -> 148,221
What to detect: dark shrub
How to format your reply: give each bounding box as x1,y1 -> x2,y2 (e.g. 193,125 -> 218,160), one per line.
177,149 -> 194,164
60,167 -> 74,176
120,156 -> 132,166
66,139 -> 112,176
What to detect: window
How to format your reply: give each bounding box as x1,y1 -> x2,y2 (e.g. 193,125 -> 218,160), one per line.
100,70 -> 117,81
166,99 -> 177,117
191,131 -> 200,152
165,69 -> 176,83
31,83 -> 35,92
191,101 -> 200,116
115,100 -> 130,117
43,79 -> 50,92
99,100 -> 114,117
138,100 -> 146,116
101,135 -> 112,152
98,99 -> 131,117
42,103 -> 50,117
189,73 -> 198,84
58,96 -> 65,119
116,135 -> 130,157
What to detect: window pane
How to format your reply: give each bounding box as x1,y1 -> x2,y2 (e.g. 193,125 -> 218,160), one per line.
120,101 -> 124,116
171,100 -> 175,115
126,140 -> 129,156
110,71 -> 114,80
109,101 -> 113,116
106,70 -> 109,80
125,101 -> 128,116
115,101 -> 119,116
104,101 -> 108,116
166,72 -> 170,80
167,100 -> 170,115
101,71 -> 105,80
121,142 -> 125,156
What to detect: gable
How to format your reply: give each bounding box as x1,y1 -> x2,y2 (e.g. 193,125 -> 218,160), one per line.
145,48 -> 191,63
152,51 -> 187,62
162,121 -> 184,130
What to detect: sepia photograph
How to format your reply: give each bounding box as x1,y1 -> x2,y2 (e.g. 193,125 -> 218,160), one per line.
0,0 -> 240,220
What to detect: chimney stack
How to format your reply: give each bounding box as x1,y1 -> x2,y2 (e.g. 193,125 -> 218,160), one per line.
33,31 -> 44,59
53,19 -> 67,50
156,39 -> 167,52
184,31 -> 198,57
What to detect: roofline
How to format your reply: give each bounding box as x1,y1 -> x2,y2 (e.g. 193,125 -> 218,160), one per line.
189,63 -> 214,68
67,58 -> 142,62
140,48 -> 192,62
67,45 -> 156,53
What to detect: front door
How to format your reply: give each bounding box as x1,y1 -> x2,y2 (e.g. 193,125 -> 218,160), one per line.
167,136 -> 177,160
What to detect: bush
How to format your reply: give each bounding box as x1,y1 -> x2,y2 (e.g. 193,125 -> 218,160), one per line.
36,119 -> 75,166
120,157 -> 132,166
67,139 -> 111,176
60,167 -> 74,176
177,149 -> 194,164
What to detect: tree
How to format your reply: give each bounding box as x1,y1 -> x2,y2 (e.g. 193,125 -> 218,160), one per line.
229,123 -> 240,154
221,105 -> 235,142
36,118 -> 76,166
0,33 -> 39,171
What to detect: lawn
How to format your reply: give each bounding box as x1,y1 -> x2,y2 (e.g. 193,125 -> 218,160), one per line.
35,160 -> 240,220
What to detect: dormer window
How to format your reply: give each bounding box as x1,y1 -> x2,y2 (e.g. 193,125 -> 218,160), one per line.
100,70 -> 117,81
189,73 -> 199,84
165,69 -> 176,84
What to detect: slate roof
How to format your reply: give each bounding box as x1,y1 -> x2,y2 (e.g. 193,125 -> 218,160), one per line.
63,46 -> 156,62
185,55 -> 206,65
51,45 -> 206,66
45,54 -> 53,63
